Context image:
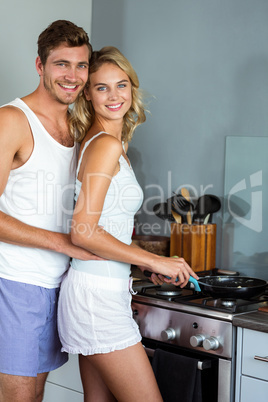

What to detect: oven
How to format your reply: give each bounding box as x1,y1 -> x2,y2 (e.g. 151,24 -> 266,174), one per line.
141,337 -> 220,402
131,269 -> 268,402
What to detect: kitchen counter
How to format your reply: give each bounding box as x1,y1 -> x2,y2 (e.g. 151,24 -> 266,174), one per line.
233,310 -> 268,333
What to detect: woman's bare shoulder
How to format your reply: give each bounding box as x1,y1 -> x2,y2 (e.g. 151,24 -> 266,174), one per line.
86,132 -> 122,154
80,132 -> 122,176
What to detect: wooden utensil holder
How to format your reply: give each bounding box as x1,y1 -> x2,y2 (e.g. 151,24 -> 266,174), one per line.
170,223 -> 216,272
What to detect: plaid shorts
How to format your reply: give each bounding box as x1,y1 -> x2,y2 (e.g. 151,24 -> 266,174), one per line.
0,277 -> 68,376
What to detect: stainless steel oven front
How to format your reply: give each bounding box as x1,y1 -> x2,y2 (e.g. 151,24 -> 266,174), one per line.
132,297 -> 236,402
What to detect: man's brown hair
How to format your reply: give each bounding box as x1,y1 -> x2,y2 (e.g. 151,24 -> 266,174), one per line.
37,20 -> 92,65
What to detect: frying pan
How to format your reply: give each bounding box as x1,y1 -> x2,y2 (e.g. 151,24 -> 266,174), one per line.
143,271 -> 267,299
190,276 -> 267,299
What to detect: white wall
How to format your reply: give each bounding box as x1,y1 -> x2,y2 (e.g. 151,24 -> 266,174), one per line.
0,0 -> 92,104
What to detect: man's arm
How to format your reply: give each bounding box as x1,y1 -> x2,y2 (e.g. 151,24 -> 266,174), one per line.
0,106 -> 99,260
0,212 -> 99,260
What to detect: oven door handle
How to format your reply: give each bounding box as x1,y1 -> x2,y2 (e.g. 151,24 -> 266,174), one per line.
197,359 -> 211,370
143,346 -> 212,370
143,346 -> 155,358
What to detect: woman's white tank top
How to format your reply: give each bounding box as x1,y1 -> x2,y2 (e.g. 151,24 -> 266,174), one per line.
71,132 -> 143,279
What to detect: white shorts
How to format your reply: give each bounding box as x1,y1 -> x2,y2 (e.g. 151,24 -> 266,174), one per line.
58,267 -> 141,355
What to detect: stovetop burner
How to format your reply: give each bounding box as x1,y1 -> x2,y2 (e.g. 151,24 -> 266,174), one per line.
133,270 -> 268,315
142,283 -> 191,300
221,299 -> 236,307
156,288 -> 183,298
179,294 -> 268,313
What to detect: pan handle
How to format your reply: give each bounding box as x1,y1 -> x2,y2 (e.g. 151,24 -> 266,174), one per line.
188,276 -> 201,292
143,270 -> 201,291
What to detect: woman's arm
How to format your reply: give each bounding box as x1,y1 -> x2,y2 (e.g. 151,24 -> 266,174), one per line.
71,134 -> 198,286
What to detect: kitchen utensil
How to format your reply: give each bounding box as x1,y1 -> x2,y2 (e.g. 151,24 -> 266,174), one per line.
181,188 -> 192,224
171,210 -> 182,223
189,276 -> 267,299
193,194 -> 221,224
192,195 -> 212,223
203,214 -> 210,224
172,195 -> 194,224
143,270 -> 201,290
153,202 -> 175,222
207,195 -> 221,223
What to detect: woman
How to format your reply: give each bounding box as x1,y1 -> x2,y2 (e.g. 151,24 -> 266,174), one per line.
58,47 -> 199,402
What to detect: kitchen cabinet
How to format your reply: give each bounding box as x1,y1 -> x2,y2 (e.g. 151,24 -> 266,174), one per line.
43,354 -> 83,402
235,327 -> 268,402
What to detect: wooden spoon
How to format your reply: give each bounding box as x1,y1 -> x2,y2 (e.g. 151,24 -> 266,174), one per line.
171,210 -> 182,223
181,187 -> 192,224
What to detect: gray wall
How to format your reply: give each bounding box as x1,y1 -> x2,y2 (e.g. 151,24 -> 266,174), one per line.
0,0 -> 92,105
92,0 -> 268,269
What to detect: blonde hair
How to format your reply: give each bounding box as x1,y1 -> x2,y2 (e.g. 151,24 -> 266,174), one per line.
70,46 -> 146,143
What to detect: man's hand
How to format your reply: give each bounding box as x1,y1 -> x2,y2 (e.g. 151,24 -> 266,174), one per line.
150,272 -> 166,286
138,265 -> 165,286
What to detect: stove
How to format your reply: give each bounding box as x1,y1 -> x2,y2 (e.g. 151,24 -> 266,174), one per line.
131,269 -> 268,402
134,280 -> 268,315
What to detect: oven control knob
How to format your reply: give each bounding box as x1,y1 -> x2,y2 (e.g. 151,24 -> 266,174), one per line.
203,336 -> 220,351
161,327 -> 176,341
190,334 -> 205,347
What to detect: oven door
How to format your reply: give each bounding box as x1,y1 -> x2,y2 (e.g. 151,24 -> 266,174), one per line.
142,337 -> 232,402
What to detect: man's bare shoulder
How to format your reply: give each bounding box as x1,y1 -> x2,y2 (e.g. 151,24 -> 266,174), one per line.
0,104 -> 28,126
0,104 -> 33,167
0,104 -> 30,142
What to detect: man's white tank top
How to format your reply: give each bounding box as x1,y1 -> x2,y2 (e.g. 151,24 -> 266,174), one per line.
0,98 -> 78,288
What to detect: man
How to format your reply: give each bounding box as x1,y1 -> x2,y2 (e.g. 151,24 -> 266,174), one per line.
0,20 -> 97,402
